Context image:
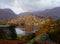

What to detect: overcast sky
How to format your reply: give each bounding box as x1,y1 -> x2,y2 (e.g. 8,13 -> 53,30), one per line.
0,0 -> 60,14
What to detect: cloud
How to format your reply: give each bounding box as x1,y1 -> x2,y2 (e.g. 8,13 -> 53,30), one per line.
0,0 -> 14,7
0,0 -> 60,14
17,0 -> 60,11
0,0 -> 26,14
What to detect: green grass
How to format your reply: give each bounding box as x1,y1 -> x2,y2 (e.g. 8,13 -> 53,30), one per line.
17,34 -> 25,40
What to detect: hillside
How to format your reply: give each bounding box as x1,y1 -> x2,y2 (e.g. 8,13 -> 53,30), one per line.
8,14 -> 46,32
18,7 -> 60,18
0,7 -> 60,22
0,9 -> 18,22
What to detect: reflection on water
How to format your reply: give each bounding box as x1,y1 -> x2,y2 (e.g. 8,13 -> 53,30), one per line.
15,28 -> 25,34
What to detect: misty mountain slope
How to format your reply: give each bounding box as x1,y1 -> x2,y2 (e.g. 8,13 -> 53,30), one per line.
0,9 -> 18,21
19,7 -> 60,18
0,7 -> 60,22
34,7 -> 60,18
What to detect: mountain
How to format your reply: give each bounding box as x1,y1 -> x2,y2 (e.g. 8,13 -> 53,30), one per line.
0,9 -> 18,22
1,7 -> 60,22
19,7 -> 60,18
18,12 -> 32,16
38,7 -> 60,18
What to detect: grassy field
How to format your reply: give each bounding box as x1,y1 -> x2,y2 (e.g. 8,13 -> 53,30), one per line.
17,34 -> 25,40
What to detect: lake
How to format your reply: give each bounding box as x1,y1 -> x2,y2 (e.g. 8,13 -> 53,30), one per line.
15,28 -> 25,35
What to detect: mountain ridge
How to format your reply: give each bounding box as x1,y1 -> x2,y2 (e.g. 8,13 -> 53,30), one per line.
18,7 -> 60,18
0,8 -> 18,21
0,7 -> 60,22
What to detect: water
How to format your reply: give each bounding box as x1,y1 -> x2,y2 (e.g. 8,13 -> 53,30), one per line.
15,28 -> 25,35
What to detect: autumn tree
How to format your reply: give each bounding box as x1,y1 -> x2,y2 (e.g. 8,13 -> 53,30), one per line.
47,19 -> 60,44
